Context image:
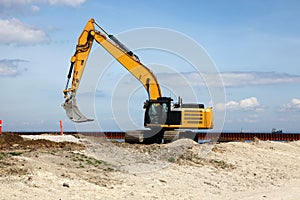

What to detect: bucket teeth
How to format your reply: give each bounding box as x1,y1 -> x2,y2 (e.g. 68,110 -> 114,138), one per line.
62,97 -> 93,123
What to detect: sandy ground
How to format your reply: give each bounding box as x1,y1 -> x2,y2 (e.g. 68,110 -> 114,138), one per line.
0,133 -> 299,200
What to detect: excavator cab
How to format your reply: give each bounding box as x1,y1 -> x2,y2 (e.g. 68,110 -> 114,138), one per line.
144,97 -> 172,126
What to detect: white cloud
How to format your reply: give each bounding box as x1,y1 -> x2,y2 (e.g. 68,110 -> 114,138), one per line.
31,5 -> 40,12
0,18 -> 49,45
158,71 -> 300,89
226,100 -> 239,109
240,97 -> 260,108
0,59 -> 28,77
280,98 -> 300,111
0,65 -> 17,76
215,97 -> 264,112
0,0 -> 86,7
47,0 -> 87,7
0,0 -> 86,15
221,71 -> 300,87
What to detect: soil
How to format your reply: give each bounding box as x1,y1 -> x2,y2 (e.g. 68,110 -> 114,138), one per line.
0,133 -> 84,151
0,133 -> 299,200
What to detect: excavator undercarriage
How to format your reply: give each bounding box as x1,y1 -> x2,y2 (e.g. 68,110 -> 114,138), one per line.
124,130 -> 198,144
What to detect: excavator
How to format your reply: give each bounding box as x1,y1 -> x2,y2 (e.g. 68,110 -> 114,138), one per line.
62,18 -> 213,144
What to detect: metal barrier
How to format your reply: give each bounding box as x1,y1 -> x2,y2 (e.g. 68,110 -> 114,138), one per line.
2,131 -> 300,142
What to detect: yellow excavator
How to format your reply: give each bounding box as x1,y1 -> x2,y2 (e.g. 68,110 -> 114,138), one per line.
62,18 -> 213,143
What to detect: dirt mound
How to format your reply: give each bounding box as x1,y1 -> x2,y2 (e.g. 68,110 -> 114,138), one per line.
0,133 -> 24,147
0,133 -> 84,151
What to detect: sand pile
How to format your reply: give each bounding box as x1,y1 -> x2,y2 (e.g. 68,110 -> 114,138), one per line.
0,133 -> 299,199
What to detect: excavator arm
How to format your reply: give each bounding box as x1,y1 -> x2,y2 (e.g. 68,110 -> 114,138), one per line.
63,18 -> 161,122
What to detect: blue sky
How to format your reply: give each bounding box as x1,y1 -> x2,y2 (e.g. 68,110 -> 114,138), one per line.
0,0 -> 300,132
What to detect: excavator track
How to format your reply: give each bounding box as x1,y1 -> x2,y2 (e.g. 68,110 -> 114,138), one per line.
180,131 -> 199,142
125,130 -> 164,144
163,131 -> 179,143
124,130 -> 143,144
163,130 -> 198,143
125,130 -> 198,144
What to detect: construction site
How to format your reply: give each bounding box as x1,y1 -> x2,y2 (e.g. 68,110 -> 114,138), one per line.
1,16 -> 300,199
1,1 -> 300,199
0,131 -> 299,199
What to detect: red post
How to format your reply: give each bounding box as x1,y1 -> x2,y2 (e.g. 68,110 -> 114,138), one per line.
60,120 -> 63,135
0,120 -> 2,134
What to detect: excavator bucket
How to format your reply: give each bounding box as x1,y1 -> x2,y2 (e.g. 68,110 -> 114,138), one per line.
62,97 -> 94,123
